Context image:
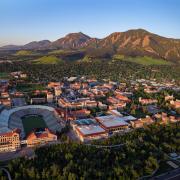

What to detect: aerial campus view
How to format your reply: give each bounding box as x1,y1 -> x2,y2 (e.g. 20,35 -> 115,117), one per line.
0,0 -> 180,180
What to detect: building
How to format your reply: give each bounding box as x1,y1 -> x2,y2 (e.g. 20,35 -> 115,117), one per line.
54,87 -> 62,96
72,119 -> 108,142
26,128 -> 57,147
0,98 -> 11,107
165,95 -> 174,101
0,129 -> 21,152
58,97 -> 97,109
115,94 -> 131,102
139,97 -> 158,105
47,92 -> 54,103
30,97 -> 46,104
68,109 -> 91,120
48,82 -> 61,88
130,116 -> 154,128
170,100 -> 180,109
95,115 -> 129,133
1,92 -> 9,98
130,120 -> 144,128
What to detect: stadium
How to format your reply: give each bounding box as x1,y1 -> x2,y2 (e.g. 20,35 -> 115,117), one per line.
0,105 -> 63,138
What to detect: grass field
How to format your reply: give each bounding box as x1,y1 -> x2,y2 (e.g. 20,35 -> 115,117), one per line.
33,55 -> 63,64
22,115 -> 47,135
113,55 -> 172,65
15,50 -> 33,56
16,83 -> 46,92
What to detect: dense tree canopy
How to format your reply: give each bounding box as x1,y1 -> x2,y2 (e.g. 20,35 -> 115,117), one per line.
4,122 -> 180,180
0,61 -> 180,84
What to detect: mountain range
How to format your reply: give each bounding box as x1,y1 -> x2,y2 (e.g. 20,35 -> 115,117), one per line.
1,29 -> 180,62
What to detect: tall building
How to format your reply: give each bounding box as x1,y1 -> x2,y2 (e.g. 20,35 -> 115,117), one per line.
0,129 -> 21,152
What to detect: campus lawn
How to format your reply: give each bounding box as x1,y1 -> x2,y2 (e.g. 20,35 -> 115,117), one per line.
22,115 -> 47,135
16,83 -> 46,92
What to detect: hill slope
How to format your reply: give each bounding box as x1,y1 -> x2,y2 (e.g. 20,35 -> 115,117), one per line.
52,32 -> 91,49
90,29 -> 180,62
33,55 -> 63,64
1,29 -> 180,62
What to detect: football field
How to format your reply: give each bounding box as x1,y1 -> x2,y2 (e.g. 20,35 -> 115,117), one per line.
22,115 -> 47,135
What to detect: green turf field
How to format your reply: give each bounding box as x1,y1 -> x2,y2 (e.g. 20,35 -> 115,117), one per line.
22,115 -> 47,135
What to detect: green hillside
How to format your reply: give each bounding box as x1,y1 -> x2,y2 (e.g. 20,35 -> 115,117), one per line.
15,50 -> 33,56
113,55 -> 173,65
33,55 -> 63,64
48,49 -> 66,55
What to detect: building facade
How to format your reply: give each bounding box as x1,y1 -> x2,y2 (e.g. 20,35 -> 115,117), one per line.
0,129 -> 21,152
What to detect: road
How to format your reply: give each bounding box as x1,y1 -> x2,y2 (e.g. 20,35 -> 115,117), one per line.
150,168 -> 180,180
0,168 -> 12,180
0,147 -> 34,162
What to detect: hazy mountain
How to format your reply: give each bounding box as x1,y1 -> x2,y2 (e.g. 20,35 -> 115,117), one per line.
23,40 -> 51,49
0,40 -> 51,51
1,29 -> 180,62
0,45 -> 22,50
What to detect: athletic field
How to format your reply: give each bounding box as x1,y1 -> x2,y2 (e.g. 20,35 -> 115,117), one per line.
22,115 -> 47,135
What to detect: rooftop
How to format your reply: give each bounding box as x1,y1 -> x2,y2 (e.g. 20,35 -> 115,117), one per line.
76,124 -> 106,136
96,115 -> 129,128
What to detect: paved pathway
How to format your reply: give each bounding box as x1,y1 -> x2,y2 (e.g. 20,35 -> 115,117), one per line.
150,168 -> 180,180
0,168 -> 12,180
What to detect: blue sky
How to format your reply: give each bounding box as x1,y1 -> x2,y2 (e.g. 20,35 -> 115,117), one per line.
0,0 -> 180,46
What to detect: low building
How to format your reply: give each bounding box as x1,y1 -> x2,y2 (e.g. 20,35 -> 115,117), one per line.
165,95 -> 174,101
95,115 -> 129,133
0,129 -> 21,152
130,120 -> 144,128
68,109 -> 91,120
54,87 -> 62,96
130,116 -> 154,128
1,92 -> 9,98
170,100 -> 180,109
0,98 -> 11,107
12,98 -> 26,107
30,97 -> 46,104
26,128 -> 57,147
72,119 -> 108,142
139,116 -> 154,125
139,97 -> 158,105
48,82 -> 61,88
47,92 -> 54,103
115,94 -> 131,102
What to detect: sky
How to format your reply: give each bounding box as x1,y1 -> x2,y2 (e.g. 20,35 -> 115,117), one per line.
0,0 -> 180,46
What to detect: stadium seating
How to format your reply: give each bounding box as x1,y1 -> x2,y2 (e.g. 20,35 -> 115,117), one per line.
0,105 -> 63,138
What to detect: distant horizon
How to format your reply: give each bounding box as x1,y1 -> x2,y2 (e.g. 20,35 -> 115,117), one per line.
0,0 -> 180,46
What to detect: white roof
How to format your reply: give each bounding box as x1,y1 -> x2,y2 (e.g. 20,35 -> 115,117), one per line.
96,115 -> 129,128
76,125 -> 106,136
108,110 -> 123,117
68,77 -> 77,81
122,116 -> 137,122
